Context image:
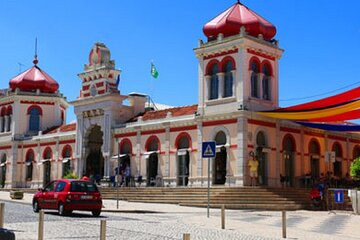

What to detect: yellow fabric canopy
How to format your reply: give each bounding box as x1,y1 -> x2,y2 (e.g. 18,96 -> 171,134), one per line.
258,100 -> 360,120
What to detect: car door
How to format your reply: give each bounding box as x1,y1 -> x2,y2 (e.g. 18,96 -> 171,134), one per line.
53,181 -> 67,208
40,181 -> 57,209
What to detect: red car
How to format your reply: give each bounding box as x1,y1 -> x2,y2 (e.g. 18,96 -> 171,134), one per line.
32,179 -> 102,217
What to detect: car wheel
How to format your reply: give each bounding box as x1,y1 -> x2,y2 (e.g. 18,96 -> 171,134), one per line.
92,210 -> 101,217
58,202 -> 67,216
33,201 -> 40,213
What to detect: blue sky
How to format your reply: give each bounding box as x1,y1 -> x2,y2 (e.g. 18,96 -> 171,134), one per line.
1,0 -> 360,123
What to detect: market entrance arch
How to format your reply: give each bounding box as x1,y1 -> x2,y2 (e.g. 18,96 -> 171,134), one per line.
84,125 -> 104,181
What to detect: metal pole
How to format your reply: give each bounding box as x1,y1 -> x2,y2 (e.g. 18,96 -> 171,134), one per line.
117,140 -> 120,209
100,220 -> 106,240
0,202 -> 4,228
183,233 -> 190,240
207,157 -> 210,218
38,210 -> 44,240
221,204 -> 225,229
282,210 -> 286,239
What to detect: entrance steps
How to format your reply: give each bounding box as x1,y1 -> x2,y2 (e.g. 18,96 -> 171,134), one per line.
99,187 -> 313,210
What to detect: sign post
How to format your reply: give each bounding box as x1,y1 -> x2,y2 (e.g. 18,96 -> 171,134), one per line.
334,189 -> 344,204
202,141 -> 216,218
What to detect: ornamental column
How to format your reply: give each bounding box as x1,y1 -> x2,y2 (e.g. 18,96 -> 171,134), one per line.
218,72 -> 225,99
204,75 -> 211,101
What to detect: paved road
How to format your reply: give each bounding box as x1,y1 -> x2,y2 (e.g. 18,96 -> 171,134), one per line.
3,201 -> 279,240
1,192 -> 360,240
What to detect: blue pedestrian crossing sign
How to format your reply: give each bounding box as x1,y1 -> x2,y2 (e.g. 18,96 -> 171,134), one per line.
334,189 -> 344,203
202,141 -> 216,158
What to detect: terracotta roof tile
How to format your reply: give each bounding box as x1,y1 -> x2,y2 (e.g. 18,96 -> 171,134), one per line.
129,104 -> 198,122
45,123 -> 76,134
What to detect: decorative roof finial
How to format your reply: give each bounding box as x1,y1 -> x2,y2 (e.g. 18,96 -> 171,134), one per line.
237,0 -> 240,3
33,38 -> 38,65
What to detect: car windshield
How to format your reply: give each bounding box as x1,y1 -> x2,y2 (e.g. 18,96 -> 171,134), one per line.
70,181 -> 99,193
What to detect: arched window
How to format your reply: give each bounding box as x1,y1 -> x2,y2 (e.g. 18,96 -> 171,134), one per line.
43,147 -> 52,160
262,64 -> 271,100
209,64 -> 219,100
176,133 -> 191,149
224,61 -> 233,97
250,61 -> 259,98
6,106 -> 12,132
26,150 -> 34,181
120,140 -> 132,154
62,145 -> 72,177
353,145 -> 360,160
28,106 -> 41,132
332,143 -> 343,178
309,139 -> 320,180
215,131 -> 227,145
0,107 -> 5,132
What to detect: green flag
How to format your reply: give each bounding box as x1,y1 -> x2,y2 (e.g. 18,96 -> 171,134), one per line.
151,63 -> 159,79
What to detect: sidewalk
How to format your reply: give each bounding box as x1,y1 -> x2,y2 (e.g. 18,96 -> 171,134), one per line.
1,191 -> 360,240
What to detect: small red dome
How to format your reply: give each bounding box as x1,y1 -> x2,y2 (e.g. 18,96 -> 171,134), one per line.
203,2 -> 276,41
9,65 -> 59,93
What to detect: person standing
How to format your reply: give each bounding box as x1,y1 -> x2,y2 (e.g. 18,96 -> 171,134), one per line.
248,152 -> 259,186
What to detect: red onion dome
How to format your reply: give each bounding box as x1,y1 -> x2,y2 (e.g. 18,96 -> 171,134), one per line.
203,1 -> 276,41
9,65 -> 59,93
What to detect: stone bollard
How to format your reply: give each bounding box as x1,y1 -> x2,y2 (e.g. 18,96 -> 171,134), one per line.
38,210 -> 44,240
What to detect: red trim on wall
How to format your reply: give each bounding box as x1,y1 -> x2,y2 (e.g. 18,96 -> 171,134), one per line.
141,129 -> 166,135
280,127 -> 300,134
98,90 -> 105,95
84,93 -> 90,97
40,142 -> 56,147
247,49 -> 275,61
230,144 -> 237,149
21,100 -> 54,105
170,125 -> 197,132
20,144 -> 37,149
304,131 -> 325,138
248,144 -> 254,149
203,119 -> 237,127
350,139 -> 360,144
220,56 -> 236,72
114,132 -> 137,138
248,119 -> 276,128
0,101 -> 14,107
96,82 -> 104,88
82,85 -> 90,91
59,139 -> 76,145
0,146 -> 11,150
204,49 -> 238,60
328,135 -> 346,142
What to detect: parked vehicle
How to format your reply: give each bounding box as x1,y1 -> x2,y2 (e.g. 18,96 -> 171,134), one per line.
32,179 -> 102,216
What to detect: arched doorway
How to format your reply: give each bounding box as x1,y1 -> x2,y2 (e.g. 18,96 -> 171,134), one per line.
0,154 -> 6,188
256,131 -> 268,186
176,133 -> 190,186
213,131 -> 227,185
85,125 -> 104,182
119,140 -> 132,186
283,135 -> 295,187
309,139 -> 320,180
43,147 -> 52,186
146,137 -> 159,186
62,145 -> 72,177
332,143 -> 343,178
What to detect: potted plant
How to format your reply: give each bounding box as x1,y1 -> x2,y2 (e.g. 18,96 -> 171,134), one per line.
350,157 -> 360,214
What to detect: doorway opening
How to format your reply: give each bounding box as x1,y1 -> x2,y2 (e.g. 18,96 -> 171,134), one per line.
85,125 -> 104,183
